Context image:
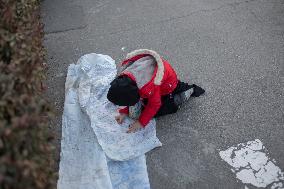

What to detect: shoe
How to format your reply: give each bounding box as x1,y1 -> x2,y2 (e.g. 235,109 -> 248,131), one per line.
174,88 -> 193,106
190,84 -> 205,97
184,88 -> 194,100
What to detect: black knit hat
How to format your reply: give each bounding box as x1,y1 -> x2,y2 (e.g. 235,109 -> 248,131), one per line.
107,76 -> 140,106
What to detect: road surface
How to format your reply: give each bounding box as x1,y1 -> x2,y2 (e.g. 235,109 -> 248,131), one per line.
41,0 -> 284,188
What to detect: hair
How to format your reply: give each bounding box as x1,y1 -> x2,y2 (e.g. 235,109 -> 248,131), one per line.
107,75 -> 140,106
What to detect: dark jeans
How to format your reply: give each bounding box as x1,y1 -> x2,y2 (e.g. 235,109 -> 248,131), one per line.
143,81 -> 191,117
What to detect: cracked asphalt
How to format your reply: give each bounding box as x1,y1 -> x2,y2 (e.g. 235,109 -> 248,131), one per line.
41,0 -> 284,188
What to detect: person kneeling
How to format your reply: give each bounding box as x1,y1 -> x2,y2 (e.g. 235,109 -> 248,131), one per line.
107,49 -> 205,133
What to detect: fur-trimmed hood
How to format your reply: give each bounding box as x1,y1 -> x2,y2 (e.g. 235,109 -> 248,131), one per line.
120,49 -> 164,85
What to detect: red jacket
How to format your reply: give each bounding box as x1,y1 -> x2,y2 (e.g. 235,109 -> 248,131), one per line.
118,49 -> 178,127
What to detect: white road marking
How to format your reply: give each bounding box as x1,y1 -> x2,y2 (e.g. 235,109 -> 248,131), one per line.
219,139 -> 284,188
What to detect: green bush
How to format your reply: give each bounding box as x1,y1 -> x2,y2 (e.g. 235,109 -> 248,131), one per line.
0,0 -> 55,188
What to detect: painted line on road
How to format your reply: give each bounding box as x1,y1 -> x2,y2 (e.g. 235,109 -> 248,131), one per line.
219,139 -> 284,188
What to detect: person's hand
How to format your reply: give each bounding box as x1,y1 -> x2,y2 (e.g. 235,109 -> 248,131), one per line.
115,113 -> 127,124
127,120 -> 143,133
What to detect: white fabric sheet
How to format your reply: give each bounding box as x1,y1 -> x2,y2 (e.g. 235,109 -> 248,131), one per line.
57,53 -> 162,189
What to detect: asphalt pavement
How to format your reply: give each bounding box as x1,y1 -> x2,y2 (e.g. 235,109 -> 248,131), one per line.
41,0 -> 284,188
